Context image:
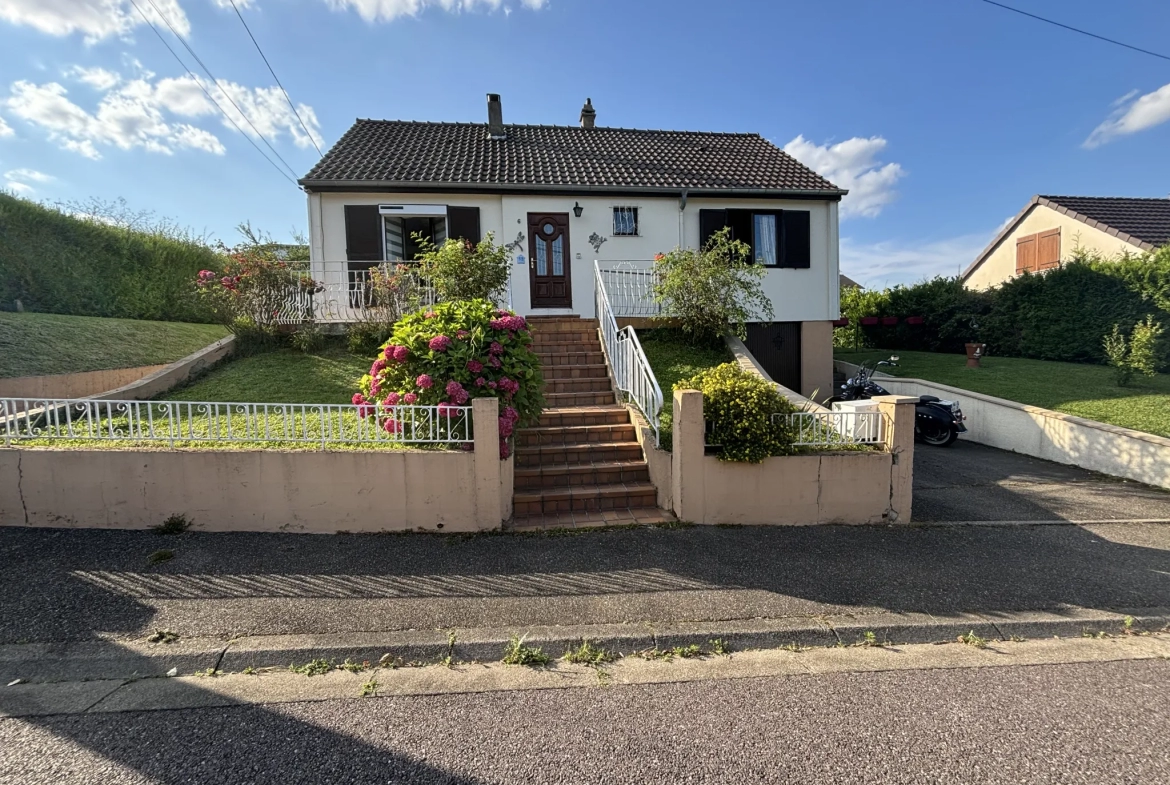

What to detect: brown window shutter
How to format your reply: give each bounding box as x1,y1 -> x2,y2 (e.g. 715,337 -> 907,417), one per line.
1037,228 -> 1061,270
447,206 -> 481,245
699,209 -> 728,247
344,205 -> 382,261
781,210 -> 811,269
1016,233 -> 1037,274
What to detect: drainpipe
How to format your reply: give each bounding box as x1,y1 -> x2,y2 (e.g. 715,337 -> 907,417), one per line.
678,189 -> 688,248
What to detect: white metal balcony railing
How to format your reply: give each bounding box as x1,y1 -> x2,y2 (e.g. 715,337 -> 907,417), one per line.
595,262 -> 661,318
273,261 -> 439,325
1,398 -> 472,448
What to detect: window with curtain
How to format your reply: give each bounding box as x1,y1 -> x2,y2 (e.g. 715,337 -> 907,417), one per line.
613,206 -> 638,236
753,214 -> 777,266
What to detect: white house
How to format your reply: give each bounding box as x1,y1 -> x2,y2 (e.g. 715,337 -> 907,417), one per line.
299,94 -> 847,397
963,194 -> 1170,291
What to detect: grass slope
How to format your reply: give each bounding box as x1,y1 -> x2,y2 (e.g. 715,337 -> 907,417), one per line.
162,343 -> 370,404
837,349 -> 1170,438
638,329 -> 732,446
0,312 -> 227,378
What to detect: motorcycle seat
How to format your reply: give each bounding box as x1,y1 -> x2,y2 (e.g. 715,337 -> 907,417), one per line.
919,395 -> 941,403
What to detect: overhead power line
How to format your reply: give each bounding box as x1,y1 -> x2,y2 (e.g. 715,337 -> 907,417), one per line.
226,0 -> 324,158
140,0 -> 303,180
127,0 -> 300,187
975,0 -> 1170,62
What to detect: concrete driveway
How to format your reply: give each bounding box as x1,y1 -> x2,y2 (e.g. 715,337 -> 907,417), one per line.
913,438 -> 1170,522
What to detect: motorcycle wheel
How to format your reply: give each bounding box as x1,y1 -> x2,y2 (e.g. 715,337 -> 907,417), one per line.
921,424 -> 958,447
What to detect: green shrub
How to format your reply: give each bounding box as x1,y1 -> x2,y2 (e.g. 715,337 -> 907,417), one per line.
346,322 -> 394,356
0,193 -> 221,322
290,323 -> 326,354
228,317 -> 286,356
1103,324 -> 1132,386
674,363 -> 797,463
652,228 -> 773,343
357,300 -> 544,459
415,233 -> 510,303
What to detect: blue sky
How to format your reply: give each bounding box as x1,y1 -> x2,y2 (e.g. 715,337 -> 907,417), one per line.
1,0 -> 1168,286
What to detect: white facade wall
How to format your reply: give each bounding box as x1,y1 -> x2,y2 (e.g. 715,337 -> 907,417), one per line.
309,191 -> 839,322
964,203 -> 1146,291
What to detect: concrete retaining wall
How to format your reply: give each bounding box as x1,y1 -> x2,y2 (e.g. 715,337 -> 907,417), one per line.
0,397 -> 511,533
0,365 -> 170,403
875,376 -> 1170,490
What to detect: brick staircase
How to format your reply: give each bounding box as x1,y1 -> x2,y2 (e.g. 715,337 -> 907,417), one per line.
511,316 -> 666,527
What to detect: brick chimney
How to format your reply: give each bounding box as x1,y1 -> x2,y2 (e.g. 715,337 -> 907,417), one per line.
579,98 -> 596,129
487,93 -> 505,138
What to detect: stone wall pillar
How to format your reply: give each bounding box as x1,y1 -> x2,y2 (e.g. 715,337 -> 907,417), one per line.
873,395 -> 917,523
671,389 -> 706,524
472,396 -> 503,529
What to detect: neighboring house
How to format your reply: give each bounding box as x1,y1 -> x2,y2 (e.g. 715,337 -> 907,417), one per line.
299,94 -> 847,398
962,195 -> 1170,291
839,273 -> 861,289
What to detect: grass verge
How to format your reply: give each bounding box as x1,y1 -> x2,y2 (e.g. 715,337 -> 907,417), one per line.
836,349 -> 1170,438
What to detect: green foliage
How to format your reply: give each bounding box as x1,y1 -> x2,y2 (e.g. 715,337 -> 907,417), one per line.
562,640 -> 616,666
1103,324 -> 1133,386
637,328 -> 732,451
194,251 -> 322,331
652,228 -> 773,343
358,300 -> 545,458
414,233 -> 511,303
346,322 -> 394,356
289,659 -> 333,676
502,635 -> 550,667
835,285 -> 888,349
674,363 -> 798,463
152,514 -> 190,535
290,323 -> 326,354
0,193 -> 222,322
1105,316 -> 1165,386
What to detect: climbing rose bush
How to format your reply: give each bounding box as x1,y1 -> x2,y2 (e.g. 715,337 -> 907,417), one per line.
356,299 -> 544,458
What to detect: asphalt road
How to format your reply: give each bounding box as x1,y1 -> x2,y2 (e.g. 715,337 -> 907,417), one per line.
2,658 -> 1167,784
912,438 -> 1170,522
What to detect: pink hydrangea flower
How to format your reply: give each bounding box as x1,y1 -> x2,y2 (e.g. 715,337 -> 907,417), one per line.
428,335 -> 452,352
357,403 -> 374,419
489,341 -> 504,355
383,345 -> 395,361
352,393 -> 366,406
371,358 -> 386,374
445,380 -> 469,404
475,376 -> 486,387
467,359 -> 483,373
488,355 -> 502,369
487,380 -> 498,389
499,439 -> 511,460
384,392 -> 401,407
503,406 -> 520,422
416,374 -> 433,389
370,378 -> 381,397
498,416 -> 514,438
382,417 -> 400,434
404,392 -> 418,404
388,345 -> 409,363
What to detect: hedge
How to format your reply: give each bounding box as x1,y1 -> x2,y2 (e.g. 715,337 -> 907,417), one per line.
846,247 -> 1170,369
0,193 -> 222,322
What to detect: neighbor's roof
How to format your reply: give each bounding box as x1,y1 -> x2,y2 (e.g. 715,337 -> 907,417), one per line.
299,120 -> 845,196
962,195 -> 1170,280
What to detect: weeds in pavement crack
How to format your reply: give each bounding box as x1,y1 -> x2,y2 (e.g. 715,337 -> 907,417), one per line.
502,635 -> 550,667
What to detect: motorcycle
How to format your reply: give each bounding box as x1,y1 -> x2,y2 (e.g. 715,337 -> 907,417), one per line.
829,356 -> 968,447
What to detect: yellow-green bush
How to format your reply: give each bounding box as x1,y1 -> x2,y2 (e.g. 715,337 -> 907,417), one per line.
674,363 -> 797,463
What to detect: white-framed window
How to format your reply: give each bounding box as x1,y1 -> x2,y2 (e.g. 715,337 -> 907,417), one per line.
613,206 -> 639,236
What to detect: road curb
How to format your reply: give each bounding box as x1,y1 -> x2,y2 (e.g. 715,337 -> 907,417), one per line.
3,609 -> 1167,683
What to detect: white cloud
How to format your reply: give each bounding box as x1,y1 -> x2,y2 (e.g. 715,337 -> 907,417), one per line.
0,0 -> 190,43
5,67 -> 323,158
67,66 -> 122,91
0,115 -> 13,137
1085,81 -> 1170,148
840,230 -> 996,289
4,167 -> 53,194
783,135 -> 906,219
326,0 -> 544,23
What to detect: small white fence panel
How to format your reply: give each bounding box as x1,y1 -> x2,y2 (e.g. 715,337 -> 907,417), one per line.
1,398 -> 472,448
777,411 -> 886,448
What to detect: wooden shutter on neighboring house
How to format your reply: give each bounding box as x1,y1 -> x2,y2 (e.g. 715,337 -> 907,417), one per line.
1016,233 -> 1037,274
344,205 -> 382,261
1037,228 -> 1061,270
699,209 -> 728,247
780,210 -> 811,269
447,206 -> 481,245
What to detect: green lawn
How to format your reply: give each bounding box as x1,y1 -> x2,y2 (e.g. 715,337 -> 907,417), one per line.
162,343 -> 371,404
0,312 -> 227,378
836,349 -> 1170,438
637,329 -> 732,448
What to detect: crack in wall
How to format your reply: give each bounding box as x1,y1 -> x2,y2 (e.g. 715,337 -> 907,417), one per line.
16,450 -> 29,526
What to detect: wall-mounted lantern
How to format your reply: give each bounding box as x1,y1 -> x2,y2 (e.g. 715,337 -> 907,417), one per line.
572,201 -> 584,218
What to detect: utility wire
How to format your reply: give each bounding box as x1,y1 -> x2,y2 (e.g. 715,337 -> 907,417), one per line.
127,0 -> 300,187
975,0 -> 1170,62
140,0 -> 303,180
226,0 -> 323,157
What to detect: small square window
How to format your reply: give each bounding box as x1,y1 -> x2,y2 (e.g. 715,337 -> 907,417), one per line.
613,207 -> 638,236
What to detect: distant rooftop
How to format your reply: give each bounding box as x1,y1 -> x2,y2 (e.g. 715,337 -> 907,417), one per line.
1036,195 -> 1170,249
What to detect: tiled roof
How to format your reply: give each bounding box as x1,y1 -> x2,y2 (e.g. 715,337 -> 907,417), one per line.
1038,195 -> 1170,249
300,120 -> 843,195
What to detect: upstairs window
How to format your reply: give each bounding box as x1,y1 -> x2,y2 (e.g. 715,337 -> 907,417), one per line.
613,206 -> 639,236
699,208 -> 811,268
1015,228 -> 1060,274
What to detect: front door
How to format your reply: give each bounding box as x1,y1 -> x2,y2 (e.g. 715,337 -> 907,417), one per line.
528,213 -> 572,308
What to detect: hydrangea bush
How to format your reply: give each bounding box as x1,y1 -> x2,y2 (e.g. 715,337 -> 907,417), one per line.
356,299 -> 544,458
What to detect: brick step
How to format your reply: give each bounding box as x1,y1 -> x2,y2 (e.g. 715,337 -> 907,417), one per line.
543,391 -> 618,408
533,351 -> 606,367
514,460 -> 650,491
531,332 -> 600,346
516,422 -> 636,447
526,317 -> 598,329
514,441 -> 644,467
543,378 -> 612,395
541,364 -> 609,381
513,482 -> 658,516
538,405 -> 629,428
